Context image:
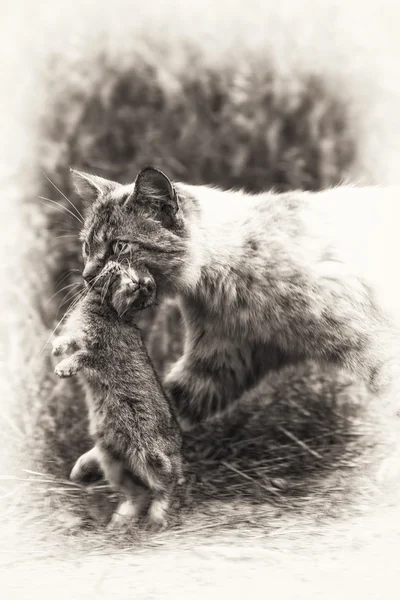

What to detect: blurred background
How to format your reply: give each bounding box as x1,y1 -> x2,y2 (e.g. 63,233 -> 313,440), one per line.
1,0 -> 400,597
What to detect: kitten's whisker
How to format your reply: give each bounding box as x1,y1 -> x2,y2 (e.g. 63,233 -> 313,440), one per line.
39,197 -> 82,225
42,171 -> 85,222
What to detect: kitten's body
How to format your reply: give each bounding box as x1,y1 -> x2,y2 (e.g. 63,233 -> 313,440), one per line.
53,263 -> 183,529
73,169 -> 400,426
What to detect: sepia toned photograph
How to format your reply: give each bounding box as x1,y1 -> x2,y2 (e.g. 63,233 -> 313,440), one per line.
1,0 -> 400,597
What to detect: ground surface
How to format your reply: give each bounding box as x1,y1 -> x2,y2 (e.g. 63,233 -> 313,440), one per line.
2,1 -> 400,598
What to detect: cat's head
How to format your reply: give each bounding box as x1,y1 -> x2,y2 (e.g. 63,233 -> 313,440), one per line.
72,166 -> 194,298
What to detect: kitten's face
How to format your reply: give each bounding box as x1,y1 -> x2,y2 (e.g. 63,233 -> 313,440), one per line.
75,168 -> 189,301
94,261 -> 155,314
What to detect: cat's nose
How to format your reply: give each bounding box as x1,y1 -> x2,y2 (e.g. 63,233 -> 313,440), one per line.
82,262 -> 98,282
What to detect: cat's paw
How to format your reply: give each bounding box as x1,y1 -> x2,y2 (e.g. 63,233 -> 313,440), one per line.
54,357 -> 80,378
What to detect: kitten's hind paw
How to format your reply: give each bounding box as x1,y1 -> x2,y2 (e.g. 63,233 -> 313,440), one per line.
146,515 -> 168,533
70,448 -> 104,486
147,495 -> 169,532
106,500 -> 140,531
54,356 -> 80,378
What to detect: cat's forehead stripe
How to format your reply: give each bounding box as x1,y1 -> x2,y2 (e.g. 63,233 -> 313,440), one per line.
111,183 -> 135,203
95,223 -> 109,243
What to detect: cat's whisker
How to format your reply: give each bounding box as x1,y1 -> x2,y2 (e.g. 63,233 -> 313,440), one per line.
45,282 -> 81,307
119,265 -> 138,287
119,304 -> 131,318
39,285 -> 89,356
39,315 -> 69,356
100,274 -> 111,304
39,197 -> 83,225
51,222 -> 79,233
57,283 -> 86,312
56,292 -> 86,322
55,269 -> 81,287
58,289 -> 85,312
42,171 -> 85,223
52,234 -> 79,241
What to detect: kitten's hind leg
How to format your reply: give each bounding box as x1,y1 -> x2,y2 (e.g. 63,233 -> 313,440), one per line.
99,449 -> 149,530
147,490 -> 170,532
107,485 -> 148,531
70,446 -> 104,486
54,351 -> 94,378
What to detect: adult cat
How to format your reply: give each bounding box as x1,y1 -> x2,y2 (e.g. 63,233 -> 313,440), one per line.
72,167 -> 399,427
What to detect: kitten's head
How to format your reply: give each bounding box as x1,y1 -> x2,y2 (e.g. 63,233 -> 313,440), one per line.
93,260 -> 156,315
72,167 -> 192,298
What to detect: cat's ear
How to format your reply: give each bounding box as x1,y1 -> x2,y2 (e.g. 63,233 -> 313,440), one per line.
70,169 -> 117,204
131,167 -> 180,228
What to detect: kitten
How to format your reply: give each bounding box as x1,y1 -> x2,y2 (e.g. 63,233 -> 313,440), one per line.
71,167 -> 399,427
52,260 -> 184,530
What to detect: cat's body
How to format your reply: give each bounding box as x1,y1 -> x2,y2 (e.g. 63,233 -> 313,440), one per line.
53,262 -> 183,530
73,168 -> 400,427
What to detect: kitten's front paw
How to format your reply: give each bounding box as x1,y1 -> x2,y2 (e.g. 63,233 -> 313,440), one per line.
54,357 -> 79,378
52,337 -> 74,356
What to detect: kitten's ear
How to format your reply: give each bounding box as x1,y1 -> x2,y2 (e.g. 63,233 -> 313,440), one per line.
131,166 -> 180,228
70,169 -> 117,203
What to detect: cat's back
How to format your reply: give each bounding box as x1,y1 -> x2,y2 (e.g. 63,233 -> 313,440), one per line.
316,185 -> 400,325
186,181 -> 400,324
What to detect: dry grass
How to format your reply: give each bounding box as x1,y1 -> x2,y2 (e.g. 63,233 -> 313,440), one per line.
2,0 -> 400,598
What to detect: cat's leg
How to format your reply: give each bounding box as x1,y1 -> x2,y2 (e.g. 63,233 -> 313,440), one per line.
164,333 -> 283,428
70,446 -> 104,485
54,351 -> 95,378
267,271 -> 391,394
